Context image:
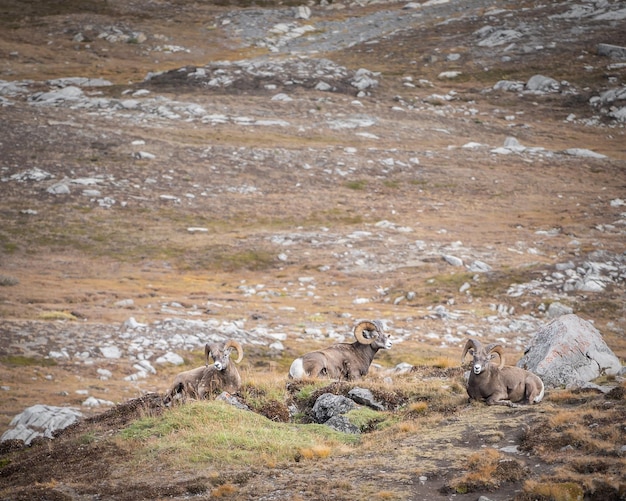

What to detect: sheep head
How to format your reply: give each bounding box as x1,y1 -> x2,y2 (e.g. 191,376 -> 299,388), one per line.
205,340 -> 244,371
461,339 -> 504,375
353,320 -> 392,350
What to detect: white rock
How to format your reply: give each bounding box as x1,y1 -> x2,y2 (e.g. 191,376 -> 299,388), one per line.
155,352 -> 185,365
135,151 -> 156,160
82,396 -> 115,407
100,346 -> 122,359
294,6 -> 311,19
47,182 -> 71,194
526,74 -> 559,92
124,317 -> 147,329
1,405 -> 82,444
442,254 -> 464,266
562,148 -> 607,159
438,71 -> 461,79
271,93 -> 293,102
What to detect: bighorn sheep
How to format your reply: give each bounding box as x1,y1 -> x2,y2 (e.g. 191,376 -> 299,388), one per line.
163,340 -> 243,404
289,320 -> 392,380
461,338 -> 544,406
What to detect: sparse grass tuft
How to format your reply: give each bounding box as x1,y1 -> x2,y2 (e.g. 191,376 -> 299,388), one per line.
447,448 -> 530,493
78,433 -> 96,445
1,355 -> 57,367
345,406 -> 387,432
344,180 -> 367,190
211,483 -> 238,497
430,356 -> 457,369
521,479 -> 584,501
0,274 -> 19,286
37,310 -> 78,321
396,421 -> 420,433
376,491 -> 401,500
298,444 -> 332,460
407,401 -> 428,415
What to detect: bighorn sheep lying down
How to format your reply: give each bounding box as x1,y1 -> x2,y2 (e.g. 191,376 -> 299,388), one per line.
461,338 -> 544,406
163,340 -> 243,404
289,320 -> 392,380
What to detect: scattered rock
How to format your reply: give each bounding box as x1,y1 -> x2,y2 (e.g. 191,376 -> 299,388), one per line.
311,393 -> 357,423
216,391 -> 250,410
324,414 -> 360,434
1,405 -> 83,445
598,43 -> 626,59
348,387 -> 385,411
525,74 -> 560,92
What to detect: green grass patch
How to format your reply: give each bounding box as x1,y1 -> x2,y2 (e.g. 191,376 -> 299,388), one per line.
575,299 -> 622,317
78,432 -> 97,445
120,401 -> 358,468
346,407 -> 387,432
344,180 -> 367,190
383,180 -> 400,189
293,382 -> 331,402
182,246 -> 276,272
0,355 -> 57,367
312,209 -> 364,226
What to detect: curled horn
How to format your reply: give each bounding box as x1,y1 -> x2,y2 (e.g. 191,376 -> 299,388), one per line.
486,344 -> 505,369
461,338 -> 480,364
353,320 -> 379,345
225,340 -> 243,364
204,343 -> 212,367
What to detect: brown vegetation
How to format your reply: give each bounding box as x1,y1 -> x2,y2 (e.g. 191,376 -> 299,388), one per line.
0,0 -> 625,499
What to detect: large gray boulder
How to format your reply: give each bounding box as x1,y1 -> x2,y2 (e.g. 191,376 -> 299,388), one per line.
324,415 -> 360,434
311,393 -> 356,424
517,314 -> 623,388
1,405 -> 83,445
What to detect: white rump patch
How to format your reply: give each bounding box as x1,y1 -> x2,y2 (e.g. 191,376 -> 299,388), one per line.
289,358 -> 305,379
534,379 -> 545,403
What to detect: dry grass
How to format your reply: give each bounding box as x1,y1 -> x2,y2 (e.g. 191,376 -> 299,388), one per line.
211,483 -> 238,498
521,480 -> 584,501
298,444 -> 332,460
0,0 -> 625,499
518,383 -> 626,500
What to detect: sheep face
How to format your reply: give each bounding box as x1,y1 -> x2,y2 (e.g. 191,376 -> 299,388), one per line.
469,349 -> 499,375
208,346 -> 229,371
462,340 -> 504,376
206,340 -> 243,371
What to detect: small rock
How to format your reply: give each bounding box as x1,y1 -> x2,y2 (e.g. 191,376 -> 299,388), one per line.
442,254 -> 463,266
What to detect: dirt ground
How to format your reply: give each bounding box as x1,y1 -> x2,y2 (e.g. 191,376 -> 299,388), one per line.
0,0 -> 625,499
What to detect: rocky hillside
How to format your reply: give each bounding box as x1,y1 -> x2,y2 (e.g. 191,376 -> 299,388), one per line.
0,0 -> 625,499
